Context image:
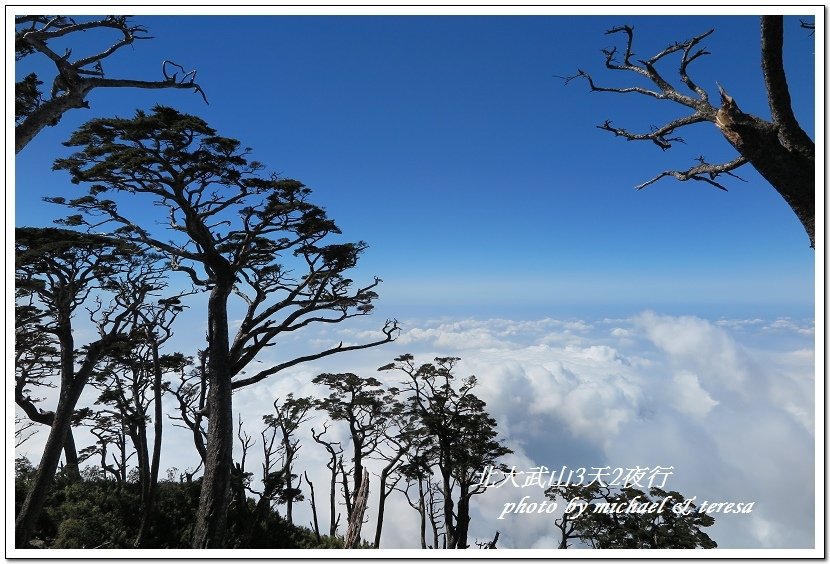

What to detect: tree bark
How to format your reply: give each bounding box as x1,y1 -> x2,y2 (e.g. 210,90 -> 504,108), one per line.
455,488 -> 471,549
716,101 -> 815,247
191,284 -> 235,549
344,469 -> 369,549
15,87 -> 92,153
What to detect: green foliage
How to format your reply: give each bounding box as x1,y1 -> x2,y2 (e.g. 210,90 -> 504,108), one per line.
14,466 -> 356,549
15,73 -> 42,125
546,482 -> 717,549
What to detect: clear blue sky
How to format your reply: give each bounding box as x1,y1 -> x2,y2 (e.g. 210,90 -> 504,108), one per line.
15,12 -> 817,320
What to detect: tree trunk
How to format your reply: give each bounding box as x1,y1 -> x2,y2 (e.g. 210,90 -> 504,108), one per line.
16,86 -> 92,154
15,381 -> 85,546
192,285 -> 235,549
441,468 -> 457,548
373,449 -> 405,548
373,469 -> 389,548
717,112 -> 815,247
15,316 -> 106,547
328,464 -> 338,536
305,472 -> 321,542
135,340 -> 165,548
344,469 -> 369,549
455,489 -> 471,549
61,426 -> 81,481
715,16 -> 816,248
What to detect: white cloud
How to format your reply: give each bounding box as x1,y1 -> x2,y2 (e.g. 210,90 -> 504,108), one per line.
670,370 -> 719,417
15,310 -> 815,551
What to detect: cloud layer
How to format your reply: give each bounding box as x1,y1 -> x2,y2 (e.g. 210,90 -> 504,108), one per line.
15,311 -> 816,550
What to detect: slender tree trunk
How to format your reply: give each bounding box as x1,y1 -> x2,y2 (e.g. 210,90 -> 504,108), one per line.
373,470 -> 389,548
15,381 -> 84,546
373,450 -> 404,548
344,469 -> 369,549
61,427 -> 81,481
328,460 -> 339,536
455,489 -> 471,549
135,340 -> 166,547
192,284 -> 235,549
418,497 -> 427,549
15,317 -> 106,547
305,472 -> 321,542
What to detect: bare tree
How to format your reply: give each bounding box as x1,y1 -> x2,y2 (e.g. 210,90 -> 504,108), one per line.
15,15 -> 206,153
565,16 -> 815,247
311,423 -> 344,536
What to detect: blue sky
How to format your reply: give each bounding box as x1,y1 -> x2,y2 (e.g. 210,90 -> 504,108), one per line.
15,11 -> 816,320
12,8 -> 820,553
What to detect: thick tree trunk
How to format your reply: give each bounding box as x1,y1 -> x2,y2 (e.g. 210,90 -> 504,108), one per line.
61,428 -> 81,481
441,469 -> 457,548
718,114 -> 815,247
192,285 -> 235,549
15,88 -> 91,154
713,16 -> 816,248
16,380 -> 81,480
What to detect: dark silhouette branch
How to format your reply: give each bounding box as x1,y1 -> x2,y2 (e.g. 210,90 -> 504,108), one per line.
563,18 -> 815,247
15,16 -> 207,153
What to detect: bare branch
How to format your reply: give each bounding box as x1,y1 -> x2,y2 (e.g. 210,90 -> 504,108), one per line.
597,114 -> 709,150
635,155 -> 749,191
15,16 -> 207,153
231,319 -> 400,389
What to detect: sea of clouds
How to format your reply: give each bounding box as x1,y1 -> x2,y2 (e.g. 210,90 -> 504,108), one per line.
15,310 -> 816,550
228,311 -> 816,550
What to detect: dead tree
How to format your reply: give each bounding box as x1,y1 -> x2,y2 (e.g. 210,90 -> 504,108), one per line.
566,16 -> 815,247
311,424 -> 344,536
304,471 -> 322,542
344,469 -> 370,549
14,15 -> 206,153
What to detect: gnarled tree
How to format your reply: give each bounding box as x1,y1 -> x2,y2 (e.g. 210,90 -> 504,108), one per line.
567,16 -> 815,247
50,106 -> 399,548
15,15 -> 206,153
14,228 -> 159,546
